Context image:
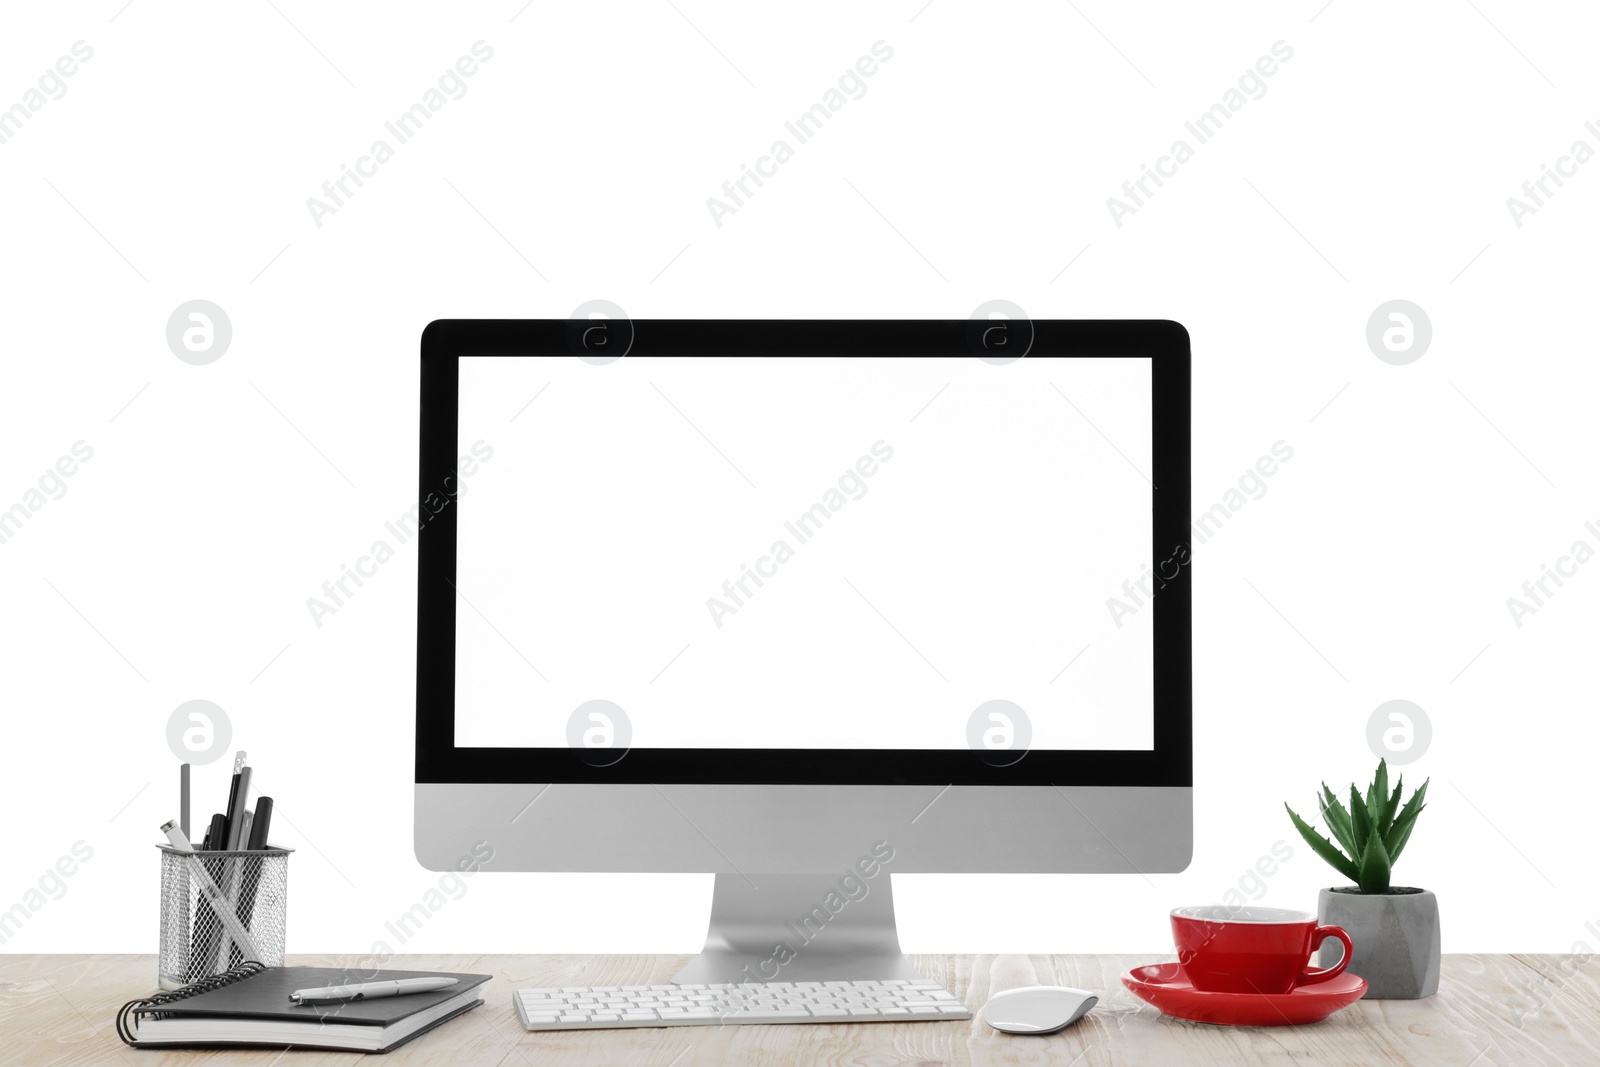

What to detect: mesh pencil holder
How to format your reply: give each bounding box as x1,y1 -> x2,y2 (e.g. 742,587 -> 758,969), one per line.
157,845 -> 291,990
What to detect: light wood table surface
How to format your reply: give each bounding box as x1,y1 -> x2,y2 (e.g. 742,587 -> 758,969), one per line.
3,953 -> 1594,1066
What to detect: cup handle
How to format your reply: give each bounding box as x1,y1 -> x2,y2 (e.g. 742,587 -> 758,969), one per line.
1298,924 -> 1354,986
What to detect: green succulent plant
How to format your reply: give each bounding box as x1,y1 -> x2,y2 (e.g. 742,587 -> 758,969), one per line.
1285,759 -> 1429,894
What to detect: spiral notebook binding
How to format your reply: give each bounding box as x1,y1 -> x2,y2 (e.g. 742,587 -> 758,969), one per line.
116,960 -> 266,1045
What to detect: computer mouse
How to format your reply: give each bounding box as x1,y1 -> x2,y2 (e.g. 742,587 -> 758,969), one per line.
982,985 -> 1098,1034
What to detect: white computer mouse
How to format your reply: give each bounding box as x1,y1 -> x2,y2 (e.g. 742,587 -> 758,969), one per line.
983,985 -> 1098,1034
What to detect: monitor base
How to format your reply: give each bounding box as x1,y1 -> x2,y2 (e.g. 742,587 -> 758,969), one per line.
672,872 -> 925,985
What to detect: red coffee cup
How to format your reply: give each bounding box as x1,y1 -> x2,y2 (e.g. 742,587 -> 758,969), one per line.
1171,905 -> 1353,995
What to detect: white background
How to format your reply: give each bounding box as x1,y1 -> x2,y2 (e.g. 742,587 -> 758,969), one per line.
1,1 -> 1596,959
455,355 -> 1153,751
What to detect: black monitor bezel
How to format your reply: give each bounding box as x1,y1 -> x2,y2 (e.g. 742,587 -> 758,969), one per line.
417,319 -> 1190,786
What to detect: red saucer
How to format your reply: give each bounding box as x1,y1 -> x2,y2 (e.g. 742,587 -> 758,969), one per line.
1122,963 -> 1367,1026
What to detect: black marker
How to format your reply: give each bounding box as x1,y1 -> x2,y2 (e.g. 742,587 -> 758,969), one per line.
246,797 -> 273,850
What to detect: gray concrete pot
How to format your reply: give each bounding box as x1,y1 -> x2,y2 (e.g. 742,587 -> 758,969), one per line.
1317,887 -> 1440,999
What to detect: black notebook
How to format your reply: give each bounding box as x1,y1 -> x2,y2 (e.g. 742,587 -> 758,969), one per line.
116,963 -> 490,1053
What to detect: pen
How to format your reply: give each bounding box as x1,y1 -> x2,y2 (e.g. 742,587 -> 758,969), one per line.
289,977 -> 460,1003
189,813 -> 227,978
195,813 -> 230,974
236,796 -> 273,963
224,765 -> 251,850
220,810 -> 254,968
220,751 -> 247,849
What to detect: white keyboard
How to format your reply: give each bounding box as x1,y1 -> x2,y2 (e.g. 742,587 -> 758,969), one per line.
515,979 -> 972,1030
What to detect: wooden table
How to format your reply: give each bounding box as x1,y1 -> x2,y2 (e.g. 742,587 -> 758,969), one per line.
3,953 -> 1594,1065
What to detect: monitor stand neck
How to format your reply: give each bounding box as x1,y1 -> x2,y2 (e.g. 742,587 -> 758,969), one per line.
672,872 -> 925,985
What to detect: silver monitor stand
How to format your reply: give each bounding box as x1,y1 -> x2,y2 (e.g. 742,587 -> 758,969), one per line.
673,873 -> 923,985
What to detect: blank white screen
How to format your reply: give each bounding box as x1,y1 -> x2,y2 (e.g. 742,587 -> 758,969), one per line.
454,355 -> 1153,750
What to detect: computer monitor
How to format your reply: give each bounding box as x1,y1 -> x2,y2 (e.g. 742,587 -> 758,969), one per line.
416,319 -> 1191,984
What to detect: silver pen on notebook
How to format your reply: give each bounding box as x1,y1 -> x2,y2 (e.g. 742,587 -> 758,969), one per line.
289,977 -> 460,1003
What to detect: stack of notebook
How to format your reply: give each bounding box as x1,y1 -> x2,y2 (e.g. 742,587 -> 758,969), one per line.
117,963 -> 490,1053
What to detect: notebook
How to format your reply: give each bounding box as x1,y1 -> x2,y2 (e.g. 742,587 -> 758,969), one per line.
116,962 -> 490,1053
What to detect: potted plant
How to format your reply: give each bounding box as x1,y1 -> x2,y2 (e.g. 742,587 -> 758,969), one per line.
1285,759 -> 1438,999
